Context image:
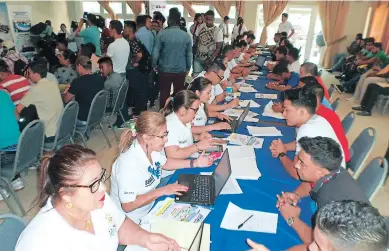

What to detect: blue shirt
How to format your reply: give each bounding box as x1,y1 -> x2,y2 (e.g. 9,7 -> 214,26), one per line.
322,98 -> 333,110
152,26 -> 193,73
79,26 -> 101,56
136,27 -> 154,55
285,72 -> 300,88
0,90 -> 20,149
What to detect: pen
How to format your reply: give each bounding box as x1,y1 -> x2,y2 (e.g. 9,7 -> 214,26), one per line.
238,215 -> 254,229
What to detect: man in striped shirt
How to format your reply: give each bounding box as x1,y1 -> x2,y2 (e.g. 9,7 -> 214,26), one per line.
0,59 -> 31,105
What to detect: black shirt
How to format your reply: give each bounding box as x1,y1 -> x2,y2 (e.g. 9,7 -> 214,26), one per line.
68,73 -> 105,121
311,168 -> 370,209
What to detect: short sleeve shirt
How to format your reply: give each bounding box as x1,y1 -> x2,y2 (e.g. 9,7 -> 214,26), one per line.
227,59 -> 238,71
195,23 -> 223,60
15,194 -> 125,251
278,21 -> 294,34
53,66 -> 78,85
79,26 -> 102,56
0,90 -> 20,149
105,73 -> 125,109
376,50 -> 389,67
287,61 -> 301,73
110,139 -> 167,223
193,103 -> 207,126
285,72 -> 300,88
107,38 -> 130,74
209,84 -> 224,104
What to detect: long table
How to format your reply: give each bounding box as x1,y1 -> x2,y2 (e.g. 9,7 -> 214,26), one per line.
167,75 -> 313,251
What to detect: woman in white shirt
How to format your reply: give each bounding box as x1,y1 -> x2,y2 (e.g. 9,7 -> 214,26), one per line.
188,77 -> 231,133
110,112 -> 213,224
15,144 -> 179,251
231,17 -> 247,44
58,23 -> 71,38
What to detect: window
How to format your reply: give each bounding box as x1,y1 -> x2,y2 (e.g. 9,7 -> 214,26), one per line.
104,2 -> 123,14
83,1 -> 100,14
229,6 -> 237,19
192,4 -> 211,15
256,4 -> 279,45
125,3 -> 146,15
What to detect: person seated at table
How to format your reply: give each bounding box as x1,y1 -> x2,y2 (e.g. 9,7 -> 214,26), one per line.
269,88 -> 345,179
53,49 -> 77,91
79,42 -> 100,73
110,111 -> 213,224
15,144 -> 180,251
56,39 -> 69,53
247,200 -> 387,251
188,77 -> 231,132
223,45 -> 250,79
299,62 -> 330,100
352,81 -> 389,117
267,33 -> 282,53
266,61 -> 300,91
267,47 -> 287,71
63,56 -> 105,127
286,47 -> 301,73
279,37 -> 294,51
234,40 -> 251,64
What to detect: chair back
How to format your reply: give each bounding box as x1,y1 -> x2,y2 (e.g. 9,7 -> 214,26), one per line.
85,90 -> 108,131
341,111 -> 356,135
331,97 -> 340,111
328,84 -> 335,99
49,101 -> 79,149
356,157 -> 388,200
350,127 -> 376,177
0,214 -> 26,251
12,120 -> 45,177
110,80 -> 129,116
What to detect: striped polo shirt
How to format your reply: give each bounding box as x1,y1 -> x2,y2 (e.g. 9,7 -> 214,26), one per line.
0,74 -> 31,105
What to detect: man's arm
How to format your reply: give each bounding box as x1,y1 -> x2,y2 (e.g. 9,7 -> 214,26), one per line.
152,33 -> 161,68
186,36 -> 193,71
279,155 -> 299,179
211,42 -> 223,60
288,29 -> 295,39
290,218 -> 313,244
63,92 -> 74,103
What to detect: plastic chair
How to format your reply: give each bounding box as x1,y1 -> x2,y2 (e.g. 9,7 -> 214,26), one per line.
0,214 -> 26,251
356,157 -> 388,201
331,97 -> 340,111
349,127 -> 376,178
341,111 -> 356,135
376,94 -> 389,115
105,80 -> 129,142
328,84 -> 335,99
44,101 -> 79,151
0,120 -> 45,215
74,90 -> 111,148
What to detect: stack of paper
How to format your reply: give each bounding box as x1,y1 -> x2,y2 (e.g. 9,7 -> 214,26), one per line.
239,86 -> 258,93
224,146 -> 261,180
247,126 -> 283,137
239,100 -> 260,108
228,133 -> 264,148
255,93 -> 278,99
222,109 -> 259,118
263,101 -> 285,120
245,75 -> 259,81
201,172 -> 243,195
220,202 -> 278,234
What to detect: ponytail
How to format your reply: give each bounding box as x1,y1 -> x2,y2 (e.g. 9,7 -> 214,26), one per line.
161,97 -> 175,117
160,90 -> 199,118
37,153 -> 55,208
118,129 -> 136,153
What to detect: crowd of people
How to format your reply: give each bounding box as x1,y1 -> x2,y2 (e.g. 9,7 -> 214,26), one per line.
0,7 -> 388,251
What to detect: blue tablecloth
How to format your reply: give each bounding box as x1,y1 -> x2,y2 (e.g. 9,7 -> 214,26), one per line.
166,75 -> 313,251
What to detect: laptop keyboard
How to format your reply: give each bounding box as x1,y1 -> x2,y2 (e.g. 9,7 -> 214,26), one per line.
191,176 -> 212,202
220,120 -> 236,133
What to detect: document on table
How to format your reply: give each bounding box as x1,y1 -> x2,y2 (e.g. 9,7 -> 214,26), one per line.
244,117 -> 259,123
263,101 -> 285,120
224,146 -> 261,180
255,93 -> 278,99
239,100 -> 260,108
220,202 -> 278,234
247,126 -> 283,137
228,133 -> 264,148
235,80 -> 253,88
201,172 -> 243,195
239,86 -> 258,93
151,220 -> 210,251
222,109 -> 259,118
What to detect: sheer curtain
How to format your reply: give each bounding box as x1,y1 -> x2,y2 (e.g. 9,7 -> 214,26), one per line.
180,1 -> 196,18
259,1 -> 288,45
213,1 -> 232,18
126,1 -> 143,16
369,2 -> 389,53
236,0 -> 245,18
98,1 -> 117,20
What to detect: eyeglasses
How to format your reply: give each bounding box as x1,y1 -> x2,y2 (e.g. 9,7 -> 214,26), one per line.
150,131 -> 169,139
212,71 -> 224,81
64,168 -> 108,194
189,107 -> 199,113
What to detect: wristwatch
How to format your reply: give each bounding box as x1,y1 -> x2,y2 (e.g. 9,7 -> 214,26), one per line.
287,217 -> 294,226
278,152 -> 286,158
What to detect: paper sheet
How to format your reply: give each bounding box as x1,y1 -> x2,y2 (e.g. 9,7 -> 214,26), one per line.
224,146 -> 261,180
376,82 -> 389,88
239,86 -> 258,93
228,133 -> 264,148
239,100 -> 261,108
247,126 -> 283,137
220,202 -> 278,234
262,101 -> 285,120
200,172 -> 243,195
225,145 -> 256,158
222,109 -> 259,118
244,117 -> 259,123
255,93 -> 278,99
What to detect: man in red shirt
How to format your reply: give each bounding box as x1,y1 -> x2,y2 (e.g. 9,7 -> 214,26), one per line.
0,59 -> 31,105
300,62 -> 330,100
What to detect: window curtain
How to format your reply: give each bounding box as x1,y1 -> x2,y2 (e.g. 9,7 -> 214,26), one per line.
369,2 -> 389,53
98,1 -> 117,20
127,1 -> 143,16
181,1 -> 196,18
236,0 -> 245,18
259,1 -> 288,45
213,1 -> 232,19
318,1 -> 350,68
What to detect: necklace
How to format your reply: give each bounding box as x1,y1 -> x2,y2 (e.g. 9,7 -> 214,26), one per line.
85,219 -> 92,230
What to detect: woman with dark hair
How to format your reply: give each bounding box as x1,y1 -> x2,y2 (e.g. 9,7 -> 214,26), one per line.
74,13 -> 104,56
179,17 -> 187,32
58,23 -> 70,38
15,144 -> 180,251
231,17 -> 247,43
53,49 -> 77,88
279,37 -> 294,50
190,13 -> 203,37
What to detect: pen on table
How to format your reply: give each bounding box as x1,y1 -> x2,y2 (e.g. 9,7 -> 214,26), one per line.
238,215 -> 253,229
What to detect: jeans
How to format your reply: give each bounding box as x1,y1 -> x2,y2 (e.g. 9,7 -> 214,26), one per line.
193,58 -> 205,77
148,71 -> 159,106
331,53 -> 348,71
127,68 -> 149,116
342,74 -> 360,92
158,72 -> 187,109
353,69 -> 386,103
361,84 -> 389,112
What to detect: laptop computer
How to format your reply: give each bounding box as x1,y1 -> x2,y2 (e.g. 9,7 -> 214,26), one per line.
175,149 -> 232,205
183,222 -> 204,251
215,102 -> 250,133
255,55 -> 267,69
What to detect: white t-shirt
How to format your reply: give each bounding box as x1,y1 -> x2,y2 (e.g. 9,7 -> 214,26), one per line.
238,52 -> 245,62
296,115 -> 346,167
195,23 -> 223,43
227,59 -> 238,71
193,103 -> 207,126
107,37 -> 130,74
209,84 -> 224,104
288,61 -> 301,73
278,21 -> 294,34
15,194 -> 125,251
110,139 -> 167,224
232,24 -> 248,41
164,112 -> 194,177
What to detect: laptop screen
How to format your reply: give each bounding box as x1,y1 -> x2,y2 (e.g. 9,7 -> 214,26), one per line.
256,55 -> 267,68
235,103 -> 250,129
212,149 -> 232,197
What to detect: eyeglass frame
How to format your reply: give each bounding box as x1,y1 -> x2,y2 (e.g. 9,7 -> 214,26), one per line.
63,168 -> 108,194
149,131 -> 169,139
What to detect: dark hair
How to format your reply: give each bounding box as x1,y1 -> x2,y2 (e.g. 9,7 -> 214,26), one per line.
80,42 -> 96,58
29,59 -> 48,78
274,32 -> 282,37
60,23 -> 66,28
45,20 -> 52,26
298,136 -> 342,170
75,56 -> 92,70
136,15 -> 152,27
210,57 -> 226,71
374,42 -> 382,50
168,8 -> 181,25
365,37 -> 375,44
124,20 -> 136,32
235,34 -> 244,41
204,10 -> 215,17
194,13 -> 202,22
38,145 -> 97,207
301,62 -> 319,76
224,16 -> 230,21
151,20 -> 159,25
356,33 -> 363,40
57,39 -> 68,48
0,59 -> 10,73
316,200 -> 388,251
188,77 -> 212,94
282,13 -> 288,18
300,76 -> 324,102
109,20 -> 123,34
280,37 -> 293,49
273,60 -> 289,75
62,50 -> 77,65
222,44 -> 235,56
275,46 -> 288,56
87,13 -> 105,29
0,38 -> 3,44
288,47 -> 300,61
237,40 -> 248,48
282,88 -> 317,115
280,31 -> 288,38
97,56 -> 113,67
161,90 -> 199,117
180,17 -> 186,27
246,33 -> 256,41
71,21 -> 78,31
153,11 -> 166,24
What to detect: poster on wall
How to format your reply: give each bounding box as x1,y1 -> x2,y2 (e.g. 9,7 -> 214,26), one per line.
0,2 -> 13,43
150,1 -> 168,17
7,5 -> 32,51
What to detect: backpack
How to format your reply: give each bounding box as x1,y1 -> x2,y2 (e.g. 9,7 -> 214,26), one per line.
30,22 -> 47,35
137,38 -> 152,74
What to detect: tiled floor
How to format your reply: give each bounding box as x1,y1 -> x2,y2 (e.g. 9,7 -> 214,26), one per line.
1,72 -> 389,220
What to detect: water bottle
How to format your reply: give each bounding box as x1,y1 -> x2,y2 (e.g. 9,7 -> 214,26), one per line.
225,85 -> 233,102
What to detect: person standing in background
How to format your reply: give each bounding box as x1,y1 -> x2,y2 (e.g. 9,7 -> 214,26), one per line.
136,15 -> 154,55
107,20 -> 130,75
58,23 -> 70,39
75,13 -> 103,56
231,17 -> 247,44
219,16 -> 230,44
278,13 -> 295,39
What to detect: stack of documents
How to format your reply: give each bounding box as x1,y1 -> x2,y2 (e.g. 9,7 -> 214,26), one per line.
220,202 -> 278,234
224,146 -> 261,180
201,172 -> 243,195
255,93 -> 278,99
247,126 -> 283,137
263,101 -> 285,120
239,100 -> 260,108
228,133 -> 264,148
239,86 -> 258,92
222,109 -> 259,122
